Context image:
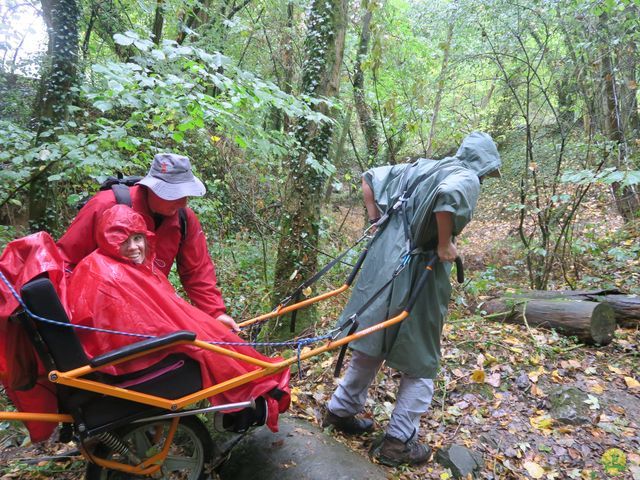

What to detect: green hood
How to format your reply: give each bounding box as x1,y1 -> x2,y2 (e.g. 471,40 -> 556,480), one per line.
455,131 -> 501,178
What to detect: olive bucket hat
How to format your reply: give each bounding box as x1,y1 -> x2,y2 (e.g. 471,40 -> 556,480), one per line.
137,153 -> 206,200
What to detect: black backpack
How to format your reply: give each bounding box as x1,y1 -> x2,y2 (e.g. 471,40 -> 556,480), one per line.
79,174 -> 187,242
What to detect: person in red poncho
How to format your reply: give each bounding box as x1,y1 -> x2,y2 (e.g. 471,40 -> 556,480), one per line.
67,204 -> 290,431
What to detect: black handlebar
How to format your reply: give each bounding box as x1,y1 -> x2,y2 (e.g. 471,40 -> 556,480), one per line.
455,256 -> 464,284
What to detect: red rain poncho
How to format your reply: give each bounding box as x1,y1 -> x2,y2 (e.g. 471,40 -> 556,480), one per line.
0,232 -> 65,441
67,205 -> 290,431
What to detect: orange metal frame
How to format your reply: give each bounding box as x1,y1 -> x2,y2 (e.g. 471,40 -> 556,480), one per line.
79,418 -> 179,476
0,265 -> 432,476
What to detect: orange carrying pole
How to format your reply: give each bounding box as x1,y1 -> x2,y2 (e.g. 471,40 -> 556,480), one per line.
238,284 -> 350,328
0,412 -> 73,423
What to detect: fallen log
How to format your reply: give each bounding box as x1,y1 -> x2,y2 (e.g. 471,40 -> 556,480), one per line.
482,298 -> 616,345
595,295 -> 640,328
504,290 -> 640,328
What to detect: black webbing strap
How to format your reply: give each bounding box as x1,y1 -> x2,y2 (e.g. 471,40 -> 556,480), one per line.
333,318 -> 359,377
403,255 -> 438,313
396,162 -> 417,253
288,241 -> 362,304
333,253 -> 420,377
178,208 -> 188,244
345,246 -> 369,287
111,184 -> 132,207
284,233 -> 375,332
289,291 -> 301,333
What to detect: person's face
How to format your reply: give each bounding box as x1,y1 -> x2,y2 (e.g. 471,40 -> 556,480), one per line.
147,189 -> 188,217
120,233 -> 146,264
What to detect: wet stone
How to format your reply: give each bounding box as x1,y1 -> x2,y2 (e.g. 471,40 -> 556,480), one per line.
435,444 -> 484,479
477,433 -> 499,450
218,415 -> 387,480
515,371 -> 530,390
601,389 -> 640,421
548,386 -> 593,425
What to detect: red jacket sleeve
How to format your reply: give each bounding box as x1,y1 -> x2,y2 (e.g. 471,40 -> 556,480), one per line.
57,192 -> 114,266
177,210 -> 227,319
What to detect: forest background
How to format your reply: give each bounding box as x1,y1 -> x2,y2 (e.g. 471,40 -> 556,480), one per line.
0,0 -> 639,478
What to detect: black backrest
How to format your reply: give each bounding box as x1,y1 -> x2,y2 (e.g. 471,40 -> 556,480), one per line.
20,277 -> 89,372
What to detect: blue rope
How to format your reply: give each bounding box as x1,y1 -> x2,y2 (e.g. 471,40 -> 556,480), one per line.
206,333 -> 334,379
0,270 -> 153,339
1,269 -> 336,377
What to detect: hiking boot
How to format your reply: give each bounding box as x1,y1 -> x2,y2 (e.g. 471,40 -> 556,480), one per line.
322,409 -> 374,435
374,434 -> 431,467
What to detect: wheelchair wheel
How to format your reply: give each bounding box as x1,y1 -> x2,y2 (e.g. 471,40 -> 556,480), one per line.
85,416 -> 213,480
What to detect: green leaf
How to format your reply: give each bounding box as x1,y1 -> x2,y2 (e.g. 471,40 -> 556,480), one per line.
134,39 -> 153,52
622,171 -> 640,187
113,33 -> 134,46
151,49 -> 166,61
108,80 -> 124,93
172,131 -> 185,142
235,135 -> 247,148
602,171 -> 625,184
177,121 -> 194,132
66,194 -> 82,206
94,100 -> 113,112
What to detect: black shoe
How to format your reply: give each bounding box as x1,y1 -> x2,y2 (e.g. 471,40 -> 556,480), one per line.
373,434 -> 431,467
322,409 -> 374,435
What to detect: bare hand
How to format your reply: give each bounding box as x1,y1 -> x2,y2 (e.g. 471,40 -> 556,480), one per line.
216,313 -> 240,332
437,241 -> 458,263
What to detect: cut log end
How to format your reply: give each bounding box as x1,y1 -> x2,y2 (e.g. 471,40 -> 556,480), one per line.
589,302 -> 617,345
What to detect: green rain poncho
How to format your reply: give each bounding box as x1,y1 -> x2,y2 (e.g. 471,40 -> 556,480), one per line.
341,132 -> 501,378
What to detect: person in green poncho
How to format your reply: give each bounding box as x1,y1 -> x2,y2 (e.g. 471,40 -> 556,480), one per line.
323,132 -> 502,467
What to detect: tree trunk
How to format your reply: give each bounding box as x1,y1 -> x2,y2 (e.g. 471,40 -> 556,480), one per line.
271,0 -> 347,338
28,0 -> 79,231
92,1 -> 137,62
425,18 -> 454,157
269,1 -> 295,132
600,13 -> 640,221
152,0 -> 164,45
615,3 -> 640,218
353,2 -> 378,165
177,0 -> 212,46
492,290 -> 640,329
483,297 -> 616,345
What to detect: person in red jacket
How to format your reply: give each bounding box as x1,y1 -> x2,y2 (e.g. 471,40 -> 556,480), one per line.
57,153 -> 238,330
68,204 -> 290,432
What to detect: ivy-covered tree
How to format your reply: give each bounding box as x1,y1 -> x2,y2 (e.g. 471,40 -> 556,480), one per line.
271,0 -> 348,336
28,0 -> 79,231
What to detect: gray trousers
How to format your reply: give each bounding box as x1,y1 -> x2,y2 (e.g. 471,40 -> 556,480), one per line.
327,350 -> 434,442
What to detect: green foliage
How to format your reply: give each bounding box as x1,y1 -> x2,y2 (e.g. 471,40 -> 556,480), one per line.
85,33 -> 324,155
574,223 -> 640,294
562,167 -> 640,189
1,31 -> 331,237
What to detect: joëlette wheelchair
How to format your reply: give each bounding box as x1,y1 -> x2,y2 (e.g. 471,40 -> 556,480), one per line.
1,249 -> 449,479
